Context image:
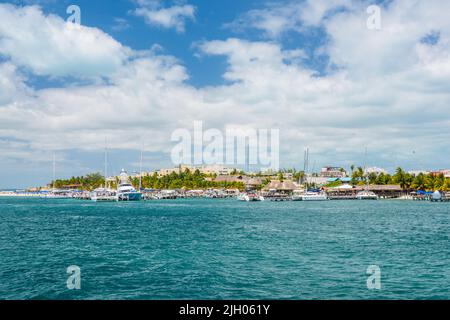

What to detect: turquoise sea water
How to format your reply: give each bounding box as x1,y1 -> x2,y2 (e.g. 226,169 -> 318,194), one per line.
0,197 -> 449,300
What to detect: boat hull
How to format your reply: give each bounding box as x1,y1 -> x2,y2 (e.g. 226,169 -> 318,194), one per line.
117,192 -> 142,201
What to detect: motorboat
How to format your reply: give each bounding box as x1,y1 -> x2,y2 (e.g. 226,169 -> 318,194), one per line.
117,169 -> 142,201
356,190 -> 378,200
237,192 -> 264,202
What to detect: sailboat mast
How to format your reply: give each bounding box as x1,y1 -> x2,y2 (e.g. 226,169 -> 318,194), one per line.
364,147 -> 369,191
139,145 -> 143,192
104,140 -> 108,189
52,152 -> 56,191
304,147 -> 309,190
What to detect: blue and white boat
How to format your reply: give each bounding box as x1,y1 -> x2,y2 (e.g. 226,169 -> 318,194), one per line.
117,169 -> 142,201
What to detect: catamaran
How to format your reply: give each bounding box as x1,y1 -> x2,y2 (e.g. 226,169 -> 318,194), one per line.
301,147 -> 328,201
237,192 -> 264,202
356,190 -> 378,200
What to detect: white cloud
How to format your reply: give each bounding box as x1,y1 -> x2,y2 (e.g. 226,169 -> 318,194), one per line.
1,1 -> 450,187
226,0 -> 351,38
0,4 -> 131,78
0,62 -> 30,105
134,3 -> 196,33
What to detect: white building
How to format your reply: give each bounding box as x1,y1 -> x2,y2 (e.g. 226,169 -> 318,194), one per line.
156,165 -> 236,176
365,167 -> 388,175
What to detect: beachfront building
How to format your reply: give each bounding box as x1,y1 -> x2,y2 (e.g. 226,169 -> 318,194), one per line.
263,180 -> 299,194
325,184 -> 404,199
245,178 -> 264,190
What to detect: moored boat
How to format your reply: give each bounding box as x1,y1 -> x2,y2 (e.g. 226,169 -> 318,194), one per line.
237,192 -> 264,202
90,188 -> 117,202
301,191 -> 329,201
356,190 -> 378,200
117,169 -> 142,201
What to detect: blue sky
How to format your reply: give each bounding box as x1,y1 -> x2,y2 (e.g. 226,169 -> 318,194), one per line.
1,0 -> 450,188
19,0 -> 332,88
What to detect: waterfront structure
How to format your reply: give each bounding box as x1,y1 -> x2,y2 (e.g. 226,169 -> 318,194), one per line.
245,178 -> 264,190
325,185 -> 403,199
263,180 -> 298,194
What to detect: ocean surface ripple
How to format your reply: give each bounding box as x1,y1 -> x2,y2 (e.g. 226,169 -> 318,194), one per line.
0,198 -> 449,300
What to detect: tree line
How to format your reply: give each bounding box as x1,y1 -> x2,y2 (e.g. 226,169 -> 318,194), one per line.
49,167 -> 450,192
349,167 -> 450,191
50,169 -> 245,191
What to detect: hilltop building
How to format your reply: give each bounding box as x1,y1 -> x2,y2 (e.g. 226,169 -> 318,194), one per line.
320,167 -> 347,178
146,165 -> 236,177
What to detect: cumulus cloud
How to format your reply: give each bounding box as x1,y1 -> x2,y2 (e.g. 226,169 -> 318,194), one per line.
133,1 -> 196,33
0,62 -> 31,105
0,4 -> 130,78
226,0 -> 351,38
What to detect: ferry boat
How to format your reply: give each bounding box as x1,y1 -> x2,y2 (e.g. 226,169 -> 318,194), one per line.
117,169 -> 142,201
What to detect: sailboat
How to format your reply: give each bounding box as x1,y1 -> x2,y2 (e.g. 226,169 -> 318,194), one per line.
91,142 -> 117,202
301,147 -> 328,201
356,148 -> 378,200
43,153 -> 73,199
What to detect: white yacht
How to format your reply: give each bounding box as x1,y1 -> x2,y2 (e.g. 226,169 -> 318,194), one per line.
301,191 -> 329,201
117,169 -> 142,201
